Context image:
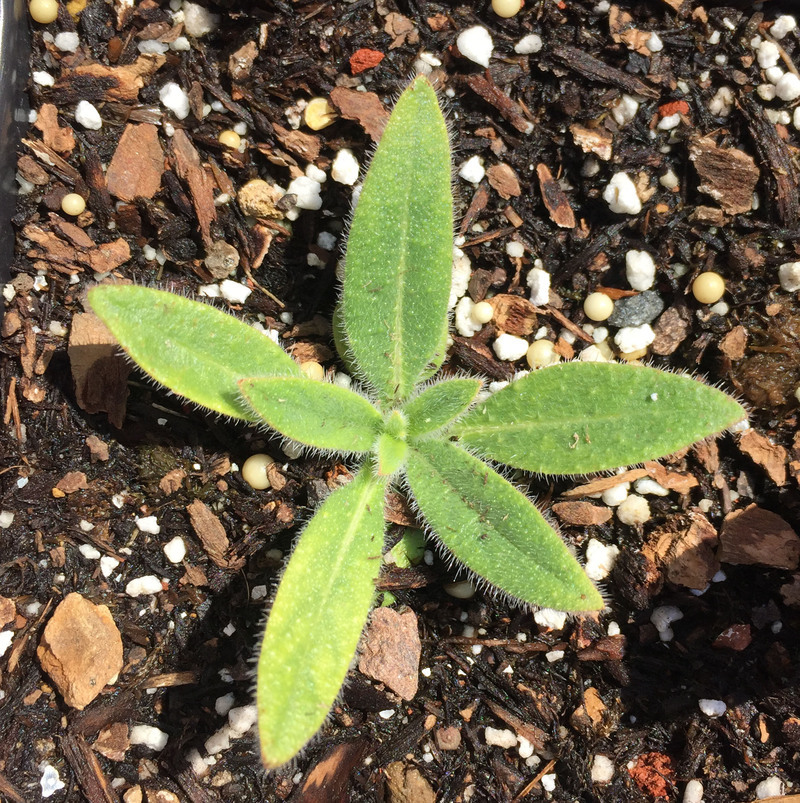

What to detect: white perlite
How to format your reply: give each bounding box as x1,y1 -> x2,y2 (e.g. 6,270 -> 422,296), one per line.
602,482 -> 629,507
585,538 -> 620,581
457,26 -> 494,68
603,172 -> 641,214
163,536 -> 186,564
591,754 -> 614,784
485,727 -> 517,749
506,240 -> 525,258
125,575 -> 164,597
450,248 -> 472,308
459,155 -> 485,184
756,40 -> 780,69
626,249 -> 656,290
651,604 -> 683,641
78,544 -> 101,560
611,94 -> 639,126
515,33 -> 542,54
698,698 -> 726,717
331,149 -> 359,185
616,494 -> 650,525
779,261 -> 800,292
220,279 -> 252,304
493,332 -> 529,362
183,2 -> 220,37
40,764 -> 66,798
33,71 -> 55,87
614,324 -> 655,354
534,608 -> 568,630
455,296 -> 482,337
755,776 -> 785,799
646,32 -> 663,52
100,555 -> 120,578
526,267 -> 550,306
775,73 -> 800,102
0,510 -> 13,528
771,15 -> 797,39
159,82 -> 191,120
0,630 -> 13,659
129,724 -> 169,751
74,100 -> 103,130
286,175 -> 322,210
135,515 -> 160,535
54,32 -> 80,52
708,86 -> 734,116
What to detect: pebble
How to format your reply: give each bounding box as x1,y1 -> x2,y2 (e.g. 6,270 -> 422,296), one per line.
125,575 -> 164,597
779,261 -> 800,292
526,267 -> 550,306
331,148 -> 359,185
0,510 -> 14,528
603,172 -> 641,214
129,724 -> 169,751
159,82 -> 191,120
54,31 -> 80,52
614,323 -> 655,354
75,100 -> 103,130
626,250 -> 657,291
608,290 -> 664,327
286,175 -> 322,210
584,539 -> 620,581
163,536 -> 186,564
776,73 -> 800,102
443,580 -> 475,599
515,33 -> 542,54
683,779 -> 704,803
494,332 -> 529,362
457,26 -> 494,68
436,726 -> 462,751
135,515 -> 160,535
458,155 -> 485,184
36,593 -> 124,709
698,699 -> 726,717
485,727 -> 517,749
591,754 -> 614,784
616,494 -> 651,525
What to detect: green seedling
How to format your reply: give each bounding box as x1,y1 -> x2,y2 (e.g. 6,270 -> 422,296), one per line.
88,76 -> 746,768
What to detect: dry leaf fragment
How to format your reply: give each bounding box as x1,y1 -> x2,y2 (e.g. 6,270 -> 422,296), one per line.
719,504 -> 800,570
738,430 -> 787,486
186,499 -> 243,570
689,136 -> 759,215
329,87 -> 389,142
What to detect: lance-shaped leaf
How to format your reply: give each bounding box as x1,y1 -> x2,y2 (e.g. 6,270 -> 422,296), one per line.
89,285 -> 301,420
403,378 -> 482,438
341,76 -> 452,405
258,469 -> 386,768
453,362 -> 746,475
239,376 -> 381,452
406,440 -> 603,612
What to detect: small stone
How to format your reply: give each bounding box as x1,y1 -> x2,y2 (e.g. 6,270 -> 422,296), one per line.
607,291 -> 664,327
358,607 -> 421,700
204,241 -> 240,279
37,593 -> 124,709
712,624 -> 752,651
237,179 -> 283,219
94,722 -> 130,761
435,726 -> 462,751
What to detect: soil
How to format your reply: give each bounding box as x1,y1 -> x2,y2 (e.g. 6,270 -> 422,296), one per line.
2,1 -> 800,801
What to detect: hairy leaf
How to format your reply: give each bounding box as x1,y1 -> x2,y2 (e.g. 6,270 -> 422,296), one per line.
404,378 -> 482,438
406,440 -> 603,611
376,432 -> 407,476
239,377 -> 381,452
341,76 -> 452,404
89,285 -> 301,420
257,469 -> 386,768
453,362 -> 746,475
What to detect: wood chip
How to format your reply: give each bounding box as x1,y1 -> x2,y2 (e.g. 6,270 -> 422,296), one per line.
551,45 -> 659,98
688,136 -> 759,215
68,311 -> 131,428
738,430 -> 787,486
487,294 -> 537,336
358,607 -> 421,700
570,687 -> 610,736
484,699 -> 547,753
56,471 -> 89,494
719,325 -> 747,360
536,163 -> 576,228
186,499 -> 244,570
170,129 -> 217,247
719,504 -> 800,570
273,123 -> 321,162
105,123 -> 164,201
329,87 -> 389,142
34,103 -> 75,154
93,722 -> 130,762
464,73 -> 532,134
651,305 -> 691,356
570,123 -> 612,161
296,741 -> 369,803
644,511 -> 719,589
551,501 -> 613,526
23,221 -> 131,274
54,54 -> 166,103
384,12 -> 418,49
159,469 -> 186,495
563,469 -> 648,498
486,163 -> 521,199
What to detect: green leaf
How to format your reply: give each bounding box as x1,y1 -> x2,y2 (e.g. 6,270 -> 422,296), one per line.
341,76 -> 453,405
257,468 -> 386,768
376,432 -> 407,476
404,378 -> 482,438
238,377 -> 381,452
406,440 -> 603,612
453,362 -> 746,475
88,285 -> 301,420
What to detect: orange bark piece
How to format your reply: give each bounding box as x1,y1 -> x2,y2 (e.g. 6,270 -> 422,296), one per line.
536,163 -> 576,228
629,752 -> 674,799
170,130 -> 217,247
719,504 -> 800,570
659,100 -> 690,117
552,501 -> 613,526
105,124 -> 164,202
34,104 -> 75,154
738,429 -> 787,486
349,48 -> 385,74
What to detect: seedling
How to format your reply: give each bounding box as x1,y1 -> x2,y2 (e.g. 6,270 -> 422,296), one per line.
88,77 -> 745,768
